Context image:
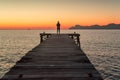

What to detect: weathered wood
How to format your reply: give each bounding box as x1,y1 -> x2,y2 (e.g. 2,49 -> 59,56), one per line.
40,33 -> 51,43
13,64 -> 94,69
2,74 -> 103,80
68,34 -> 80,47
1,34 -> 103,80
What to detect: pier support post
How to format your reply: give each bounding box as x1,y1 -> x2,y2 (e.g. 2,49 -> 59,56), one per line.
40,33 -> 51,43
77,35 -> 80,47
68,33 -> 80,47
40,34 -> 43,43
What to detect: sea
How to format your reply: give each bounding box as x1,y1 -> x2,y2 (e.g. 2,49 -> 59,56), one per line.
0,30 -> 120,80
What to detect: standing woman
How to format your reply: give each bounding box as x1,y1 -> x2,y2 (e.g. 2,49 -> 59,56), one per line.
56,21 -> 60,34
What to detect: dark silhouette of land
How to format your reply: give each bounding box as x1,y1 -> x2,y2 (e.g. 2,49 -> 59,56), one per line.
69,23 -> 120,29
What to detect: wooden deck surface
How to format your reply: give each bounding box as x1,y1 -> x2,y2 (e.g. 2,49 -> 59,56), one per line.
1,34 -> 103,80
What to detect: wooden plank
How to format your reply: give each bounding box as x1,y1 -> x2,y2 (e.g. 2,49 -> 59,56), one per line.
2,74 -> 102,78
21,56 -> 89,61
14,63 -> 94,69
7,69 -> 99,75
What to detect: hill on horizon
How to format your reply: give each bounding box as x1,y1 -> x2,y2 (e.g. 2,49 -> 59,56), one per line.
69,23 -> 120,29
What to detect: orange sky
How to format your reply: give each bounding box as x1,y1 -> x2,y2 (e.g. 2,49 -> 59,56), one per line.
0,0 -> 120,29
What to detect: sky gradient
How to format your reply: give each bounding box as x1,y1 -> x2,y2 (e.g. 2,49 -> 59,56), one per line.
0,0 -> 120,29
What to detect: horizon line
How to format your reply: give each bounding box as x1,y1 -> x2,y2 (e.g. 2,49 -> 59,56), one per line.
0,23 -> 120,30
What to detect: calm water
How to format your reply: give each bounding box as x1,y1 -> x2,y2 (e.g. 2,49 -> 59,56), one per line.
0,30 -> 120,80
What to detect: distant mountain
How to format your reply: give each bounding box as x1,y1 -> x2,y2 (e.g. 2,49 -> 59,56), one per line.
69,23 -> 120,29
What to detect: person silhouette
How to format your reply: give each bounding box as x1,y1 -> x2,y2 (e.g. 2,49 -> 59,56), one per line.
56,21 -> 60,34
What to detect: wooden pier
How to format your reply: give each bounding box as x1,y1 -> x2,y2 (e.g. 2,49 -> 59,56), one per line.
1,33 -> 103,80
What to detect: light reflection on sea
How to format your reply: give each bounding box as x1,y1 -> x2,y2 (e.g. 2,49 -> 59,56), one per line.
0,30 -> 120,80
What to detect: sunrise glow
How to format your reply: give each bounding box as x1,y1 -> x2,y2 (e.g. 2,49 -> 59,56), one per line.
0,0 -> 120,29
